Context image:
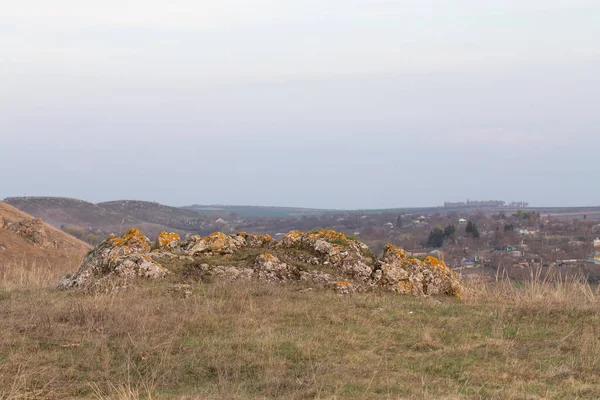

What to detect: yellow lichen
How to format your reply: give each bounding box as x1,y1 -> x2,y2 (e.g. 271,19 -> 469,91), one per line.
308,230 -> 349,245
110,228 -> 146,247
156,232 -> 180,248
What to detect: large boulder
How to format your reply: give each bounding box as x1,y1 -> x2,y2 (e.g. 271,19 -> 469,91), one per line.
278,230 -> 374,282
237,232 -> 273,248
186,232 -> 247,255
58,228 -> 169,290
375,244 -> 462,297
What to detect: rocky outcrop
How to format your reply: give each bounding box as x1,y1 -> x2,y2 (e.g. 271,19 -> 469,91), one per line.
58,228 -> 169,290
186,232 -> 247,255
374,244 -> 462,297
277,230 -> 374,281
237,232 -> 273,248
3,217 -> 56,248
59,228 -> 463,298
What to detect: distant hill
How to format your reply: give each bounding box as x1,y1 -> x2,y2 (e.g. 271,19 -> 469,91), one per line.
182,204 -> 332,218
99,200 -> 204,230
4,197 -> 208,241
0,202 -> 91,284
4,197 -> 136,228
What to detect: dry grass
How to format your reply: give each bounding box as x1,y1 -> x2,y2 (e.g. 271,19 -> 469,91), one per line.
0,261 -> 599,399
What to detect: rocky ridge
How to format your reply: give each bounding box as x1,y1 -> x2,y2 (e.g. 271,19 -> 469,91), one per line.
58,228 -> 462,297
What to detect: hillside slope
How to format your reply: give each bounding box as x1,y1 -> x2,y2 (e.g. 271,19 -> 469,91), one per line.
0,202 -> 91,285
4,197 -> 137,228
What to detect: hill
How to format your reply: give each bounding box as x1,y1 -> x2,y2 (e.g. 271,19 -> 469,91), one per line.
4,197 -> 207,241
182,204 -> 331,218
0,201 -> 91,287
4,197 -> 137,229
98,200 -> 205,230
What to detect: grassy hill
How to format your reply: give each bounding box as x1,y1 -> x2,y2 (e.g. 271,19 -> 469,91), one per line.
0,201 -> 90,288
99,200 -> 205,230
4,197 -> 208,241
4,197 -> 137,229
0,219 -> 598,398
0,276 -> 598,399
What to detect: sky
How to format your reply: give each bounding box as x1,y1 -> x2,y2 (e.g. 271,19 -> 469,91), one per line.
1,0 -> 599,209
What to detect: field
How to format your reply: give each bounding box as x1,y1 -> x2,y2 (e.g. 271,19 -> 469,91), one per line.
1,259 -> 599,400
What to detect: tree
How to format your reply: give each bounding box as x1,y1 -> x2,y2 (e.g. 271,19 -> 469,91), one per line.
466,221 -> 480,239
396,215 -> 403,228
427,228 -> 445,248
444,224 -> 456,238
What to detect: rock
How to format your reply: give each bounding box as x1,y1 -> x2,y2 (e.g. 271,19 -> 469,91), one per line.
155,232 -> 181,251
333,281 -> 355,295
278,230 -> 374,282
182,235 -> 203,251
0,245 -> 6,252
375,244 -> 462,297
237,232 -> 273,248
6,218 -> 53,248
0,216 -> 4,229
57,227 -> 462,298
253,253 -> 298,282
171,283 -> 193,298
186,232 -> 246,255
113,254 -> 169,279
299,270 -> 335,286
210,266 -> 254,281
58,228 -> 168,290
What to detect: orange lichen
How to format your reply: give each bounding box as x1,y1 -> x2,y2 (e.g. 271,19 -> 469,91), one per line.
336,281 -> 350,286
308,230 -> 349,245
383,243 -> 408,258
156,232 -> 180,248
110,228 -> 147,247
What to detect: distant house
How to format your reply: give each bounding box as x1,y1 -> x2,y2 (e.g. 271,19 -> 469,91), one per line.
458,218 -> 468,225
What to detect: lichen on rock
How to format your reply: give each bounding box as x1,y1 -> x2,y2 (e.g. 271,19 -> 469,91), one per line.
59,227 -> 463,298
375,244 -> 462,298
58,228 -> 168,291
253,253 -> 298,282
186,232 -> 246,255
155,232 -> 181,251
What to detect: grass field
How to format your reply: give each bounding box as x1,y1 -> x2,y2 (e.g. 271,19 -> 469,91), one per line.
0,260 -> 599,399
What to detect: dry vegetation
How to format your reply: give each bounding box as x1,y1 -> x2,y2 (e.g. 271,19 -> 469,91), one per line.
0,260 -> 599,399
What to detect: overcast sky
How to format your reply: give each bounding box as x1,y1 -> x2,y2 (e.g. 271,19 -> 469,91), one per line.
1,1 -> 598,209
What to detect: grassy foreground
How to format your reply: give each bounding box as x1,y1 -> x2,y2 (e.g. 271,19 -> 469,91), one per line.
0,262 -> 599,399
